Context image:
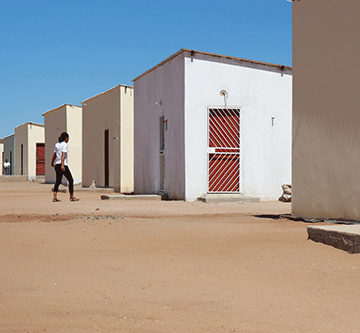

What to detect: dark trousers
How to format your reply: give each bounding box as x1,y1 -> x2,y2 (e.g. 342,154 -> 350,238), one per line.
54,164 -> 74,194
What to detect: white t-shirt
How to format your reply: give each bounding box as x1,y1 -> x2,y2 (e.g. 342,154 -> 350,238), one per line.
3,162 -> 10,168
54,142 -> 68,166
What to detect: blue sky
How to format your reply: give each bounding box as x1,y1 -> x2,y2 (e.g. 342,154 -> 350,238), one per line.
0,0 -> 292,139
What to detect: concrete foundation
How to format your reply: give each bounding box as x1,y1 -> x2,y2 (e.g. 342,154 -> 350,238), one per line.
197,194 -> 260,203
0,176 -> 31,183
308,225 -> 360,254
101,194 -> 162,201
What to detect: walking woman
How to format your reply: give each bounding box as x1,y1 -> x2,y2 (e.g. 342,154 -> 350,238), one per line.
51,132 -> 80,202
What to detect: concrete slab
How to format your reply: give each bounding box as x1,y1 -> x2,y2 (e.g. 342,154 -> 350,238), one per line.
308,225 -> 360,254
51,188 -> 67,193
0,176 -> 29,183
101,194 -> 162,201
198,194 -> 260,203
76,187 -> 115,194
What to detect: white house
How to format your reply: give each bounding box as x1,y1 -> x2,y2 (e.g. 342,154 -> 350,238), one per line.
133,49 -> 293,201
42,104 -> 83,184
14,122 -> 45,180
82,84 -> 134,192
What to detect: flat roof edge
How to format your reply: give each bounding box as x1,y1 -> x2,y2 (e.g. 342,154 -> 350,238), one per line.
82,84 -> 134,104
132,48 -> 292,82
42,104 -> 82,116
15,122 -> 45,130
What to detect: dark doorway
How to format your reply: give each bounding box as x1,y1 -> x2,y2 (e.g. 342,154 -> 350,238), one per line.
104,129 -> 109,187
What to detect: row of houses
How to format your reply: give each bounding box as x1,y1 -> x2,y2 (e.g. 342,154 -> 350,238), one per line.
1,49 -> 293,201
1,122 -> 45,178
1,0 -> 358,221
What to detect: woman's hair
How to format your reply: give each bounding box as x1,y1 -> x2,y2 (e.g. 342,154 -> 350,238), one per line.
58,132 -> 69,143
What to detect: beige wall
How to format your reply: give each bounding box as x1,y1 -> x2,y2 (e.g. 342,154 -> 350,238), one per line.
293,0 -> 360,220
66,105 -> 83,183
43,105 -> 82,184
82,85 -> 134,192
14,123 -> 44,178
28,124 -> 45,178
44,106 -> 67,183
120,86 -> 134,193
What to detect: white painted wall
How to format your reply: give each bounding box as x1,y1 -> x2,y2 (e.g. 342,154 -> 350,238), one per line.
184,53 -> 292,201
134,54 -> 185,198
134,50 -> 292,201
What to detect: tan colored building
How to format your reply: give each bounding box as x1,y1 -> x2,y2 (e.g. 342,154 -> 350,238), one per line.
82,84 -> 134,192
292,0 -> 360,220
14,122 -> 45,180
42,104 -> 83,184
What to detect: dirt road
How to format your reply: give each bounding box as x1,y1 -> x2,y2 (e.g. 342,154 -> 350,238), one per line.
0,182 -> 359,332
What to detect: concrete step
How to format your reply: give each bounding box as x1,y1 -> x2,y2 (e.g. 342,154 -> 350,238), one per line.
101,194 -> 162,201
75,187 -> 115,194
0,175 -> 29,182
308,225 -> 360,254
198,194 -> 260,203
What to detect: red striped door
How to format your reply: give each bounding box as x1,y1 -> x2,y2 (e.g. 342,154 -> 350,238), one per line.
36,143 -> 45,175
208,108 -> 240,193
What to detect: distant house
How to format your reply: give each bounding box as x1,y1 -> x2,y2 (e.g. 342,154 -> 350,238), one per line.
292,0 -> 360,220
0,139 -> 3,174
42,104 -> 83,184
14,122 -> 45,180
133,49 -> 292,201
3,134 -> 15,175
82,84 -> 134,192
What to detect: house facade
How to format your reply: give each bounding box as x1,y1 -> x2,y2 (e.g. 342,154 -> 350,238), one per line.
14,122 -> 45,180
3,134 -> 15,175
133,49 -> 292,201
0,139 -> 3,174
82,84 -> 134,192
42,104 -> 83,184
292,0 -> 360,220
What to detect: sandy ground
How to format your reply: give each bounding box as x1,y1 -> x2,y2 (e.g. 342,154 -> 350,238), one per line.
0,182 -> 360,333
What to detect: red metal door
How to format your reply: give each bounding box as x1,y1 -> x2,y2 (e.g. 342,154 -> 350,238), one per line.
36,143 -> 45,175
208,108 -> 240,193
